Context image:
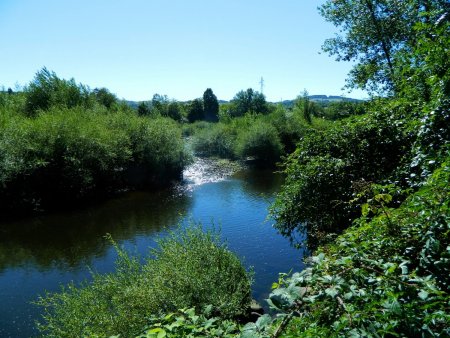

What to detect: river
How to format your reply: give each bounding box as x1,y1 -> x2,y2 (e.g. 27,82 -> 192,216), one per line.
0,158 -> 304,337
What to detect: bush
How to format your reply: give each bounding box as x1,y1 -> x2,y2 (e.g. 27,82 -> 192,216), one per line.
262,105 -> 306,154
124,115 -> 189,186
271,111 -> 412,248
235,120 -> 283,164
192,123 -> 237,159
35,224 -> 252,337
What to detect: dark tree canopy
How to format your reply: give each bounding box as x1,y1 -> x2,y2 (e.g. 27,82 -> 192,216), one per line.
93,88 -> 117,109
203,88 -> 219,122
137,101 -> 151,116
230,88 -> 269,117
187,98 -> 204,123
167,101 -> 182,121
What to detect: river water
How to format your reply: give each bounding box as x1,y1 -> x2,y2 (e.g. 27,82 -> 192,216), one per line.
0,159 -> 304,337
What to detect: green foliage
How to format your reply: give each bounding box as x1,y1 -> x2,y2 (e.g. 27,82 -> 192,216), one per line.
203,88 -> 219,122
190,104 -> 329,165
235,121 -> 283,164
137,306 -> 241,338
192,122 -> 237,159
124,115 -> 189,186
137,101 -> 152,116
271,111 -> 411,247
0,105 -> 188,213
93,87 -> 117,109
151,93 -> 169,116
406,98 -> 450,188
229,89 -> 269,117
395,12 -> 450,103
262,105 -> 309,154
263,8 -> 450,336
166,101 -> 183,121
144,224 -> 253,319
147,95 -> 184,121
254,159 -> 450,337
321,100 -> 367,120
294,90 -> 319,124
187,98 -> 205,123
319,0 -> 448,95
24,68 -> 91,116
35,224 -> 253,337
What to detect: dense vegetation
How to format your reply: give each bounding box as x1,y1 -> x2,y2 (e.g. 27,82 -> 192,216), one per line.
35,225 -> 252,337
254,1 -> 450,336
10,0 -> 446,336
0,70 -> 189,215
190,98 -> 331,166
136,1 -> 450,337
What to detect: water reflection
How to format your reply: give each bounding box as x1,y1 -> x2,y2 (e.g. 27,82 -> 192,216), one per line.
233,168 -> 284,197
0,160 -> 303,338
0,188 -> 191,272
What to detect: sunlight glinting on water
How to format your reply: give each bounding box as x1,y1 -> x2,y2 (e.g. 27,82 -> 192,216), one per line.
182,157 -> 238,188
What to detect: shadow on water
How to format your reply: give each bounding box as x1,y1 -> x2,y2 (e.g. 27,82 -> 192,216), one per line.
233,168 -> 284,197
0,158 -> 303,337
0,188 -> 192,272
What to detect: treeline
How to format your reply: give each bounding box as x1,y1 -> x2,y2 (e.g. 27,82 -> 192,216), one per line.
0,69 -> 189,215
189,96 -> 326,165
0,67 -> 363,215
133,88 -> 366,123
186,90 -> 367,166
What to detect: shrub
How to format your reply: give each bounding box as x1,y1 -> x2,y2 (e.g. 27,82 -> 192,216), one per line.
124,116 -> 189,186
271,111 -> 412,248
182,120 -> 211,137
235,121 -> 283,164
262,106 -> 306,154
35,224 -> 252,337
192,123 -> 237,159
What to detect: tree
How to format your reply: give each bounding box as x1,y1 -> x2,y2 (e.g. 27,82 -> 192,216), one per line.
295,90 -> 313,124
229,88 -> 269,117
151,93 -> 169,116
167,101 -> 182,121
187,98 -> 204,122
137,101 -> 151,116
24,67 -> 90,115
319,0 -> 449,95
93,88 -> 116,109
395,6 -> 450,102
203,88 -> 219,122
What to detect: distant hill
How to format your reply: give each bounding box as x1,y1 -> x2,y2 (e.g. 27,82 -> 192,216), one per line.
280,95 -> 362,108
124,100 -> 140,109
309,95 -> 362,102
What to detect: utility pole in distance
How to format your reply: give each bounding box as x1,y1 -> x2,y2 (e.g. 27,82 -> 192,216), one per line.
259,77 -> 264,94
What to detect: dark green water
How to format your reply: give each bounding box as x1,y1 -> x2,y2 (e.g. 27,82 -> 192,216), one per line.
0,159 -> 304,337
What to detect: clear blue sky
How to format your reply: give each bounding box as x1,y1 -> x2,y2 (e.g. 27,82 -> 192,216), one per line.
0,0 -> 366,101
